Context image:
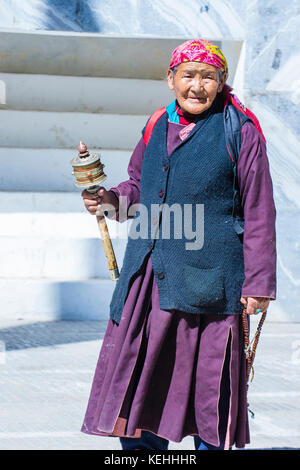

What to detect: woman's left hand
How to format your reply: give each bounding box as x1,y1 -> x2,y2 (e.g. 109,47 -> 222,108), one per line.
240,296 -> 270,315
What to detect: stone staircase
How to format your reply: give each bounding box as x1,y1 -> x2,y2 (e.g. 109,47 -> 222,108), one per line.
0,31 -> 242,322
0,70 -> 172,321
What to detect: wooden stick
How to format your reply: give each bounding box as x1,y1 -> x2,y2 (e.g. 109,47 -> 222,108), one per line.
96,215 -> 120,281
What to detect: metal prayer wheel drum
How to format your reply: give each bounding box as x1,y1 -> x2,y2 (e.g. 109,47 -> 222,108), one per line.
70,142 -> 106,192
70,142 -> 120,282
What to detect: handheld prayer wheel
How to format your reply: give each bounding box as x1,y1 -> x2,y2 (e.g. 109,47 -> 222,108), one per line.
70,142 -> 120,281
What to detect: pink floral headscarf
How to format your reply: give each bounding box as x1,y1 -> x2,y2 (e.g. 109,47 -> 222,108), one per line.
168,39 -> 266,143
169,39 -> 228,74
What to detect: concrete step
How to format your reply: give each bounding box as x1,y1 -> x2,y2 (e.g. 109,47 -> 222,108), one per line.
0,148 -> 132,191
0,191 -> 130,238
0,30 -> 191,81
0,209 -> 129,240
0,109 -> 148,149
0,191 -> 130,279
0,277 -> 115,321
0,30 -> 241,86
0,190 -> 129,320
0,236 -> 128,279
0,72 -> 173,114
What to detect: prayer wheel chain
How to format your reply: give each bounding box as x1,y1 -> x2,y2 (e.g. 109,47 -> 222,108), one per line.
242,308 -> 267,419
242,308 -> 267,386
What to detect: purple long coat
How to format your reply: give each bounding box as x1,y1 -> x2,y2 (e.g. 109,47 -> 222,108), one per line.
81,119 -> 276,449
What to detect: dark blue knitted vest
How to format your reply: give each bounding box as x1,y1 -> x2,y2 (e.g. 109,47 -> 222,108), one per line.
109,101 -> 249,324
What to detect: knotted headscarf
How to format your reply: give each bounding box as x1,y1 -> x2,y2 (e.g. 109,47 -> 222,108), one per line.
168,39 -> 228,74
168,39 -> 266,142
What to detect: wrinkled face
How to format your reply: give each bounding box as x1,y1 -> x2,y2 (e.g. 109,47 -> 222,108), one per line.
167,62 -> 226,115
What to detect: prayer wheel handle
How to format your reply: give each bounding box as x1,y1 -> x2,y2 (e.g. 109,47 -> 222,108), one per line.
95,213 -> 120,281
70,142 -> 120,281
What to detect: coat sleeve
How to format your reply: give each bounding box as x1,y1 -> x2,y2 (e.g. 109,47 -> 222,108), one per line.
237,121 -> 277,300
108,136 -> 146,222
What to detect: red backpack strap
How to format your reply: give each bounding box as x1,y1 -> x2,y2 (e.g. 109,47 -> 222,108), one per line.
143,106 -> 166,146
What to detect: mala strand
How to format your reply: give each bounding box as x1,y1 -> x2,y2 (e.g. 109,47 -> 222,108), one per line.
242,308 -> 267,418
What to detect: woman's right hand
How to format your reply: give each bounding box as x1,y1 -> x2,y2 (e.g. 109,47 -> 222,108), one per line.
81,187 -> 119,217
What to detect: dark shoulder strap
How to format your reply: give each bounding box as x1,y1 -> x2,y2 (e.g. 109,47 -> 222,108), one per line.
224,104 -> 252,239
224,103 -> 244,164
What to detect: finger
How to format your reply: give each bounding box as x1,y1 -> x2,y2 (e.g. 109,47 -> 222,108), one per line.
85,199 -> 99,206
82,192 -> 98,200
247,299 -> 258,315
85,201 -> 99,210
97,187 -> 106,196
255,299 -> 270,313
257,304 -> 269,314
89,205 -> 99,215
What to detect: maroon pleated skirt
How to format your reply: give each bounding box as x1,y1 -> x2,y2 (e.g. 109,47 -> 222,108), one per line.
81,253 -> 249,449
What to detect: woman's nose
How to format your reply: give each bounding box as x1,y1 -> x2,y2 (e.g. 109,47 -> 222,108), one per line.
190,78 -> 204,93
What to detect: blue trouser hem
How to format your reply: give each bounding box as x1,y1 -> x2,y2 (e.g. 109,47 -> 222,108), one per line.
120,431 -> 227,450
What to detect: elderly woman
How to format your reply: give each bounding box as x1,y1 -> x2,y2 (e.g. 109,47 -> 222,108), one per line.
80,40 -> 276,450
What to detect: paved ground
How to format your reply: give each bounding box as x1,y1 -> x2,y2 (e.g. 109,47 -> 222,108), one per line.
0,317 -> 299,451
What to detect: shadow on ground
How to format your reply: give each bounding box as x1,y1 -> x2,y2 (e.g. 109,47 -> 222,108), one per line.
0,321 -> 107,351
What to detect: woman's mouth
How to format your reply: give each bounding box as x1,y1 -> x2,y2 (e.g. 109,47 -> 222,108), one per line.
188,97 -> 206,102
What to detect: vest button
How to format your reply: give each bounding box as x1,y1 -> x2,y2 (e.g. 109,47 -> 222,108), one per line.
157,272 -> 165,280
148,241 -> 153,249
163,163 -> 168,171
158,190 -> 164,198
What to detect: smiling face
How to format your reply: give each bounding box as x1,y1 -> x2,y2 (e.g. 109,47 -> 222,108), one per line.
167,62 -> 226,115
